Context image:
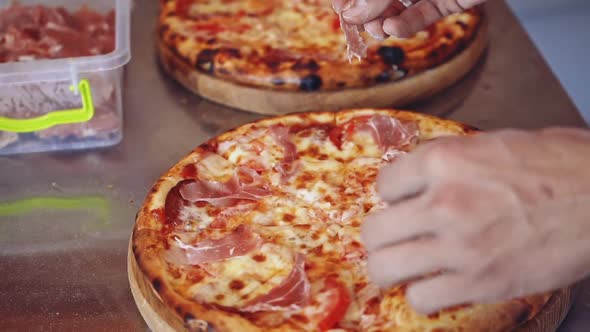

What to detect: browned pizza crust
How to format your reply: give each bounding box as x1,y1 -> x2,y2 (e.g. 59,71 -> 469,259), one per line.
131,109 -> 558,332
157,1 -> 484,92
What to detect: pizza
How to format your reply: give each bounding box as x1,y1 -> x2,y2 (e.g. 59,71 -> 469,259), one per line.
156,0 -> 484,92
131,109 -> 552,331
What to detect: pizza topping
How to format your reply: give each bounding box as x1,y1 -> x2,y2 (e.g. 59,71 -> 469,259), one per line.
270,125 -> 300,181
353,283 -> 382,329
317,277 -> 352,331
355,115 -> 419,155
382,149 -> 407,162
209,203 -> 257,229
274,160 -> 302,183
165,179 -> 195,226
270,125 -> 297,162
193,152 -> 235,181
242,254 -> 311,312
299,74 -> 323,92
332,2 -> 367,62
175,0 -> 193,18
179,166 -> 271,207
340,18 -> 367,62
377,46 -> 406,65
164,225 -> 262,266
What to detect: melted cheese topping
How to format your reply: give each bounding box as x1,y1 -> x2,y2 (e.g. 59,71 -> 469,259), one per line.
188,243 -> 294,307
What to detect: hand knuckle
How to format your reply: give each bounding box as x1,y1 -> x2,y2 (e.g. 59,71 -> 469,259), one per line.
428,185 -> 469,221
423,141 -> 461,174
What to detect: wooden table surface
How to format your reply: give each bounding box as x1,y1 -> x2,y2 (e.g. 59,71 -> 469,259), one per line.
1,1 -> 588,331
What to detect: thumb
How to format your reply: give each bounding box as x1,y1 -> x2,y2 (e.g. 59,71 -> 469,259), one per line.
332,0 -> 354,14
342,0 -> 395,25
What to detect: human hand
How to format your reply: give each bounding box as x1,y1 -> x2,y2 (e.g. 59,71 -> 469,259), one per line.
362,128 -> 590,314
333,0 -> 486,39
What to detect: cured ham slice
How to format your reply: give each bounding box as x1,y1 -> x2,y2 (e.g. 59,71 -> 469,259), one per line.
355,115 -> 419,160
274,160 -> 302,183
339,15 -> 367,62
269,126 -> 300,182
332,1 -> 367,62
241,254 -> 311,312
179,166 -> 272,207
164,225 -> 262,266
0,4 -> 115,63
269,125 -> 297,163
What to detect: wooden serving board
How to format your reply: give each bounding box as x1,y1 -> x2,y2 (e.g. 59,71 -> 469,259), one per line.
128,241 -> 576,332
156,22 -> 488,116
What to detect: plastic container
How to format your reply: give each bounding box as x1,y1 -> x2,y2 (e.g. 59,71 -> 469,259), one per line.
0,0 -> 131,155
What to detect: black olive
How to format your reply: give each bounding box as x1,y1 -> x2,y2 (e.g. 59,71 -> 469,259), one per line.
196,49 -> 218,73
377,46 -> 405,65
375,71 -> 391,83
299,74 -> 322,91
152,278 -> 162,291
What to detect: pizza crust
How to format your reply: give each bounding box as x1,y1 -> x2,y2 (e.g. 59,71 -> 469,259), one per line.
130,110 -> 572,332
156,18 -> 488,115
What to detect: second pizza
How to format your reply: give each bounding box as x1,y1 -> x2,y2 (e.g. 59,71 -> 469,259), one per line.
156,0 -> 487,114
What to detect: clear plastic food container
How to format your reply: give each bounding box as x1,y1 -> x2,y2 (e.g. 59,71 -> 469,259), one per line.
0,0 -> 131,155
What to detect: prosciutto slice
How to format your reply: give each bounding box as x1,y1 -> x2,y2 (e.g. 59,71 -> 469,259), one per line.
269,126 -> 300,182
179,166 -> 272,207
357,115 -> 419,160
241,254 -> 311,312
0,4 -> 115,63
164,225 -> 262,266
332,1 -> 367,62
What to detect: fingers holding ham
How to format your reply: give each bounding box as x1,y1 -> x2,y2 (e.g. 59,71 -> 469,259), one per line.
332,0 -> 368,62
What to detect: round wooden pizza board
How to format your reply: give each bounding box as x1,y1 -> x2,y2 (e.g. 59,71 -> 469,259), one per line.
156,21 -> 489,116
128,240 -> 577,332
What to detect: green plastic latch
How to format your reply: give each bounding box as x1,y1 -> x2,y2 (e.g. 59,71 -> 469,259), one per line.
0,79 -> 95,133
0,195 -> 111,223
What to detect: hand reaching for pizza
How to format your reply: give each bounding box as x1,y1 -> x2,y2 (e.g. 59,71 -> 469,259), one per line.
363,128 -> 590,315
333,0 -> 486,39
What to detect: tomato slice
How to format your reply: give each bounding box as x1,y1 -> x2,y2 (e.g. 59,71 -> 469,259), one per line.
318,277 -> 352,331
332,16 -> 341,32
328,126 -> 344,150
176,0 -> 192,17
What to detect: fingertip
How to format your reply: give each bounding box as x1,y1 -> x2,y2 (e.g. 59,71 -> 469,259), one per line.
360,212 -> 381,252
405,274 -> 469,315
332,0 -> 353,14
366,251 -> 393,289
364,19 -> 388,41
376,161 -> 421,202
382,16 -> 413,38
342,9 -> 368,25
406,283 -> 439,315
